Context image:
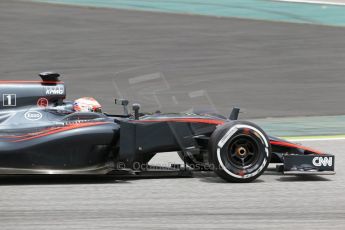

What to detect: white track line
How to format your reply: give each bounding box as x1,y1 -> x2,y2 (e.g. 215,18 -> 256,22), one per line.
288,137 -> 345,142
275,0 -> 345,6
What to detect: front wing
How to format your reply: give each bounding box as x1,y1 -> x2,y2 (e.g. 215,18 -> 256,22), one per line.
282,154 -> 335,175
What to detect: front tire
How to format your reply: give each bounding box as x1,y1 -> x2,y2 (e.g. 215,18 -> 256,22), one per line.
209,121 -> 271,183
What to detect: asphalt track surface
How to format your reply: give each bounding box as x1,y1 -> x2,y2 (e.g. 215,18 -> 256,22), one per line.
1,0 -> 345,118
0,139 -> 344,230
0,1 -> 345,229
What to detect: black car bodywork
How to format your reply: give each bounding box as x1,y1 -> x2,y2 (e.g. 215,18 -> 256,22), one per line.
0,73 -> 335,182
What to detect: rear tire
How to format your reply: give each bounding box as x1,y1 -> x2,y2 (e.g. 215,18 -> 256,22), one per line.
209,121 -> 271,183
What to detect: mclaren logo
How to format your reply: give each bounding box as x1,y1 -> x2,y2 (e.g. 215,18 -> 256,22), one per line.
312,157 -> 333,167
45,86 -> 64,95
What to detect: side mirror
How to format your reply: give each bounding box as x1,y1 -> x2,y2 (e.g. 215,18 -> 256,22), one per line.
132,103 -> 141,120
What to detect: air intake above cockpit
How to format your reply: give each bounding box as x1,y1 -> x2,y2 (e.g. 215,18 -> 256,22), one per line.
39,72 -> 60,82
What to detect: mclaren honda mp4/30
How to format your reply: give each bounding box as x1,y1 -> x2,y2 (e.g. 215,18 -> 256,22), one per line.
0,72 -> 335,182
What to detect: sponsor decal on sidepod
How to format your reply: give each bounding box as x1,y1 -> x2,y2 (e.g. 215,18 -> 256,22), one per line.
24,111 -> 43,121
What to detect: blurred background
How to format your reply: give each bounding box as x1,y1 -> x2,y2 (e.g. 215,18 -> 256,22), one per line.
1,0 -> 345,136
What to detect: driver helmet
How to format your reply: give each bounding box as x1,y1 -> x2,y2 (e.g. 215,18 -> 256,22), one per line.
73,97 -> 102,113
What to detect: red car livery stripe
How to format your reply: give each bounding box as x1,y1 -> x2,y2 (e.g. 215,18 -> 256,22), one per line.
270,140 -> 323,155
0,127 -> 61,139
136,118 -> 225,125
1,122 -> 110,143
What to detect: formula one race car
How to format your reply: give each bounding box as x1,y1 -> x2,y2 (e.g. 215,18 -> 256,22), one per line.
0,72 -> 335,182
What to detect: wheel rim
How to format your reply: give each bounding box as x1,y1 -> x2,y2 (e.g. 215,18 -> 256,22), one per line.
227,135 -> 259,169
